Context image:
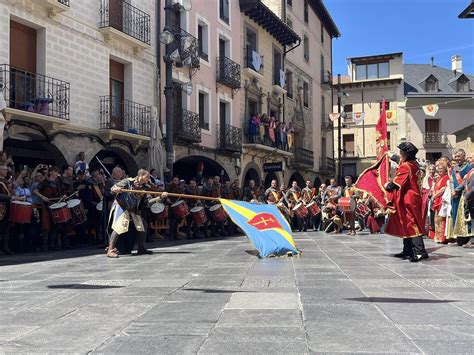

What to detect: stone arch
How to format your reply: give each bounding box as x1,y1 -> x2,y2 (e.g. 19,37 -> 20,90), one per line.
173,155 -> 230,184
242,161 -> 261,188
91,147 -> 139,176
263,171 -> 279,190
313,176 -> 322,189
287,171 -> 305,188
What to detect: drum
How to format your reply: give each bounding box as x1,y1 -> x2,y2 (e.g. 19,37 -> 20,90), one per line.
171,200 -> 189,218
9,201 -> 33,224
306,201 -> 321,216
50,202 -> 71,224
96,200 -> 103,211
67,199 -> 87,225
293,202 -> 309,218
150,202 -> 168,220
191,206 -> 207,225
338,197 -> 356,213
355,203 -> 370,218
116,192 -> 137,211
210,204 -> 227,222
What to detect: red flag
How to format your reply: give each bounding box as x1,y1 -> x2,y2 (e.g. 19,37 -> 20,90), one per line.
354,153 -> 390,207
376,98 -> 388,159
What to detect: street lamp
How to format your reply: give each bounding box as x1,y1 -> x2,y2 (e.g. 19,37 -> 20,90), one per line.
336,74 -> 349,185
160,0 -> 192,178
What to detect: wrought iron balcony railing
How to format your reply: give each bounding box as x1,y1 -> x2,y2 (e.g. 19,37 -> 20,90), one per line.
0,64 -> 70,120
293,147 -> 314,166
244,46 -> 263,74
320,157 -> 336,172
244,125 -> 294,153
58,0 -> 70,6
216,56 -> 241,89
175,108 -> 201,143
423,132 -> 447,145
218,124 -> 242,152
99,96 -> 151,136
170,26 -> 200,68
99,0 -> 151,45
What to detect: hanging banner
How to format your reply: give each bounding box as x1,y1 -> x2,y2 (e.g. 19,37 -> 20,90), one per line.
422,104 -> 439,117
329,113 -> 340,122
386,110 -> 397,121
279,69 -> 285,87
353,112 -> 366,125
252,51 -> 262,72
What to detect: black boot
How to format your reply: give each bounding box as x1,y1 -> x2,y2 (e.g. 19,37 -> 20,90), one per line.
409,236 -> 429,262
394,238 -> 414,259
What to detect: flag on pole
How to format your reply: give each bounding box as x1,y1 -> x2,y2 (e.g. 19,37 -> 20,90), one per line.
375,99 -> 388,159
354,153 -> 391,207
219,199 -> 299,257
422,104 -> 439,117
329,113 -> 340,122
353,112 -> 366,125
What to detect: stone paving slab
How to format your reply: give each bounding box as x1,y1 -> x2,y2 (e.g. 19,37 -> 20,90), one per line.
0,232 -> 473,354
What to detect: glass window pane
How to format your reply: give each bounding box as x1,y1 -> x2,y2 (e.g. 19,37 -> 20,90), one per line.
355,65 -> 366,80
367,64 -> 377,79
378,62 -> 389,78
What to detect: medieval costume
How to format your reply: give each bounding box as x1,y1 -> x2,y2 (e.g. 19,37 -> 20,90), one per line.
432,171 -> 449,243
449,159 -> 472,244
385,142 -> 428,262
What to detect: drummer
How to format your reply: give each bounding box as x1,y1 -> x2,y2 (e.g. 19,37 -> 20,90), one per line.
302,180 -> 317,231
231,179 -> 242,201
184,178 -> 204,239
264,179 -> 279,205
74,170 -> 94,244
313,183 -> 327,231
220,180 -> 236,235
60,165 -> 75,196
287,181 -> 303,232
34,166 -> 68,251
165,176 -> 185,241
12,173 -> 35,252
201,177 -> 223,238
107,169 -> 165,258
1,163 -> 26,255
342,175 -> 357,235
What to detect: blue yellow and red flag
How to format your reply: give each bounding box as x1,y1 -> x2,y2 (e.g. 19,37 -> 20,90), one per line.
219,199 -> 299,257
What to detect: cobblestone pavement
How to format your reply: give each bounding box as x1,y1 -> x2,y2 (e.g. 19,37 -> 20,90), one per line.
0,232 -> 473,354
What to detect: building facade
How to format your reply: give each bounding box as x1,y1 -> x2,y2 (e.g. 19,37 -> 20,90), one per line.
332,52 -> 405,178
1,0 -> 157,173
159,0 -> 243,183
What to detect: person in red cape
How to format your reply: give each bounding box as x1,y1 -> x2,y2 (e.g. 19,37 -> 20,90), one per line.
385,142 -> 429,262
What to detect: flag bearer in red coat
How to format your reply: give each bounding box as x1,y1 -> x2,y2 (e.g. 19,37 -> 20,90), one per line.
385,142 -> 429,262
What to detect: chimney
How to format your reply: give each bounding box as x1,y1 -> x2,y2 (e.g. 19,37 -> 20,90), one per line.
431,56 -> 435,67
452,55 -> 462,74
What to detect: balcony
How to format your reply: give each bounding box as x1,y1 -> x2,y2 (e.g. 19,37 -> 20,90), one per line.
243,46 -> 264,80
99,96 -> 151,139
321,114 -> 333,130
243,125 -> 294,157
293,147 -> 314,167
0,64 -> 70,124
320,157 -> 336,173
99,0 -> 150,51
218,124 -> 242,153
423,132 -> 448,146
170,27 -> 200,68
321,70 -> 332,89
216,56 -> 241,90
175,109 -> 201,143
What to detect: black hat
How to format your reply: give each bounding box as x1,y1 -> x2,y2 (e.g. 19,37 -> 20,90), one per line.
397,142 -> 418,159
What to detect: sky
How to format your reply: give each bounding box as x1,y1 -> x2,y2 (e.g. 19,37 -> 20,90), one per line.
324,0 -> 474,76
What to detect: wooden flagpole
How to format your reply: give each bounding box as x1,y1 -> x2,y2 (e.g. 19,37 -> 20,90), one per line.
119,189 -> 219,202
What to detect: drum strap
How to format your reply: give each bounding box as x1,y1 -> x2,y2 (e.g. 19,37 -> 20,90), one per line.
0,182 -> 11,196
93,185 -> 103,200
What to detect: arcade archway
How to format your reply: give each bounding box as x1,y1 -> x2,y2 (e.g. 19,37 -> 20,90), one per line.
264,172 -> 279,189
313,177 -> 322,189
173,156 -> 230,183
288,172 -> 305,188
91,148 -> 138,176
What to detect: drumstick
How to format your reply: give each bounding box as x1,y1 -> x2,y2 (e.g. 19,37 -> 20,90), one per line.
119,189 -> 219,202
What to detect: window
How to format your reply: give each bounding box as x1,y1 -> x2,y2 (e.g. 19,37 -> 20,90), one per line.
286,70 -> 294,98
286,16 -> 293,29
343,134 -> 355,156
320,54 -> 325,81
197,22 -> 209,61
355,61 -> 390,80
320,23 -> 324,43
457,78 -> 470,92
304,0 -> 309,23
246,27 -> 259,70
303,35 -> 309,61
321,95 -> 326,116
379,101 -> 390,113
343,104 -> 353,123
426,77 -> 438,92
273,48 -> 283,86
425,119 -> 440,133
219,0 -> 229,24
219,99 -> 230,126
287,0 -> 292,7
110,60 -> 125,125
198,91 -> 209,130
303,81 -> 309,107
